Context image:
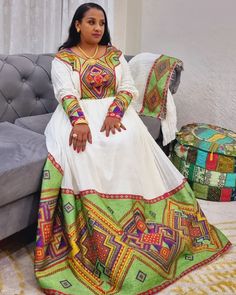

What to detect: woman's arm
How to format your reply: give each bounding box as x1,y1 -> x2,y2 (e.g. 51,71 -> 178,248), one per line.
51,58 -> 87,126
107,54 -> 138,119
100,54 -> 138,137
51,58 -> 92,152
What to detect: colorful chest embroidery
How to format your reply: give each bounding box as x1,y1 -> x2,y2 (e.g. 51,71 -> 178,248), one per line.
56,47 -> 122,99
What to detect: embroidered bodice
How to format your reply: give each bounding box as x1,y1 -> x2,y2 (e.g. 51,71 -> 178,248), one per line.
56,46 -> 121,100
51,46 -> 138,126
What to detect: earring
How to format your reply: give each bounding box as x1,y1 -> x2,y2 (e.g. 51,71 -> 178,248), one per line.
77,28 -> 80,33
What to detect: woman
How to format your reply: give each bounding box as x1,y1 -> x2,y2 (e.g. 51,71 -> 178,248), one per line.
34,3 -> 231,295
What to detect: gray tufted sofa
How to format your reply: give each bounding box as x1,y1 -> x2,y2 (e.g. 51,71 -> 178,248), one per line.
0,53 -> 183,240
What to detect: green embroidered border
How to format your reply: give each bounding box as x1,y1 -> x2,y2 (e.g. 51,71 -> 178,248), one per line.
140,55 -> 183,119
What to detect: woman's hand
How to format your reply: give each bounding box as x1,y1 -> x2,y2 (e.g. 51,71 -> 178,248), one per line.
69,124 -> 92,153
100,117 -> 126,137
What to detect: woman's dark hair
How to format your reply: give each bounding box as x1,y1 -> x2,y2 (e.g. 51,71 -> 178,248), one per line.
58,2 -> 111,51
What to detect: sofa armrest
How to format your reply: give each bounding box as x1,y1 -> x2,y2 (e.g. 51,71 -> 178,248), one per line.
169,64 -> 183,94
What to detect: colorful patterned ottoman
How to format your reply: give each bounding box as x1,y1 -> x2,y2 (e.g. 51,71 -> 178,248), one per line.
171,123 -> 236,201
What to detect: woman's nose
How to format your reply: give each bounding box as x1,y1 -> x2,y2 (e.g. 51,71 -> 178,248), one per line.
95,24 -> 101,31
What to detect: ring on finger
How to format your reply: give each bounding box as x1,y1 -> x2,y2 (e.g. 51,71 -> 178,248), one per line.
72,133 -> 78,139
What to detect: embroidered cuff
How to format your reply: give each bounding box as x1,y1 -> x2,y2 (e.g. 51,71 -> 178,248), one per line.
107,91 -> 133,119
62,95 -> 87,126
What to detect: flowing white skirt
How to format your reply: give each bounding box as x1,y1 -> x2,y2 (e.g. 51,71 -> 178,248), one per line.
45,97 -> 184,199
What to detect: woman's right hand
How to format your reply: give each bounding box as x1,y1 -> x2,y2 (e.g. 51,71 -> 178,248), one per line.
69,124 -> 92,153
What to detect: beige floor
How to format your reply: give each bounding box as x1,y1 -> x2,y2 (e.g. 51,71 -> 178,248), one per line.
0,199 -> 235,295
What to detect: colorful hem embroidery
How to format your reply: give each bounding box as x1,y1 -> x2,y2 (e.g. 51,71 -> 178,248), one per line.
63,178 -> 187,203
35,156 -> 231,295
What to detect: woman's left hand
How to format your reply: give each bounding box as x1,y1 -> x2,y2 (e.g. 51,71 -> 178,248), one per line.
100,117 -> 126,137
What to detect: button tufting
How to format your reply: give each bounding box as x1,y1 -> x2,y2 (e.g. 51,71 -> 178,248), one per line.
22,78 -> 26,82
7,99 -> 12,104
36,97 -> 39,100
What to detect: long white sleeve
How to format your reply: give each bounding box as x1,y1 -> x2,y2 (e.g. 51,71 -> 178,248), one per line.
107,54 -> 139,119
51,58 -> 81,103
51,58 -> 88,125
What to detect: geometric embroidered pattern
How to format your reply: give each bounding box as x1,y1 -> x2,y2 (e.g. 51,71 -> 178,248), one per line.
62,95 -> 87,126
81,62 -> 115,99
60,280 -> 72,288
43,170 -> 50,179
107,90 -> 133,119
55,47 -> 134,119
64,202 -> 75,213
185,254 -> 194,261
136,270 -> 147,282
35,155 -> 231,295
140,55 -> 183,119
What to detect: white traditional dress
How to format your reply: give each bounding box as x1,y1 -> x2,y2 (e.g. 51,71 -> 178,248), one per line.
35,46 -> 231,295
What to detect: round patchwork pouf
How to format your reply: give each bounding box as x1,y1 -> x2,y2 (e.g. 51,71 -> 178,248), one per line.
171,123 -> 236,201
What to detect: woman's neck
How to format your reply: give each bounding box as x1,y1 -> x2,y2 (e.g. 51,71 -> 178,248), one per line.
77,42 -> 98,51
76,42 -> 99,60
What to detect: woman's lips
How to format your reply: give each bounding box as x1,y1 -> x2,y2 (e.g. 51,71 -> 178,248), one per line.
92,34 -> 102,38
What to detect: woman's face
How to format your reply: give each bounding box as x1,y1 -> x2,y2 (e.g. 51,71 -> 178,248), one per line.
76,8 -> 105,45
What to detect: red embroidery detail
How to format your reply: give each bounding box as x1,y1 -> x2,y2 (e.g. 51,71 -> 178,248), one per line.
60,179 -> 187,203
48,153 -> 63,175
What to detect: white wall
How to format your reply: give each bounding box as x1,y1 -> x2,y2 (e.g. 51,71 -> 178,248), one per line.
112,0 -> 142,55
125,0 -> 236,132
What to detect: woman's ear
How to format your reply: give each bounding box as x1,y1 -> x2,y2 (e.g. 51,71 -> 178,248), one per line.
75,20 -> 80,33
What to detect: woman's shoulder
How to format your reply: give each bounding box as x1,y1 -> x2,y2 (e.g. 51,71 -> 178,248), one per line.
53,48 -> 78,70
55,48 -> 75,61
55,48 -> 73,59
105,45 -> 125,66
106,45 -> 123,57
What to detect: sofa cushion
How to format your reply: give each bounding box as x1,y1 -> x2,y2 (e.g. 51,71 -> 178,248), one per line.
0,192 -> 39,240
15,113 -> 53,135
139,115 -> 161,139
0,122 -> 47,207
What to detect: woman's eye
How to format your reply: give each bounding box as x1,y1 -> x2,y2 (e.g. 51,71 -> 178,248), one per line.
88,20 -> 95,25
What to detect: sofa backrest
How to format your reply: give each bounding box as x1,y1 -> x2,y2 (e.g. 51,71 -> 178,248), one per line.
0,53 -> 182,123
0,54 -> 58,123
0,54 -> 136,124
